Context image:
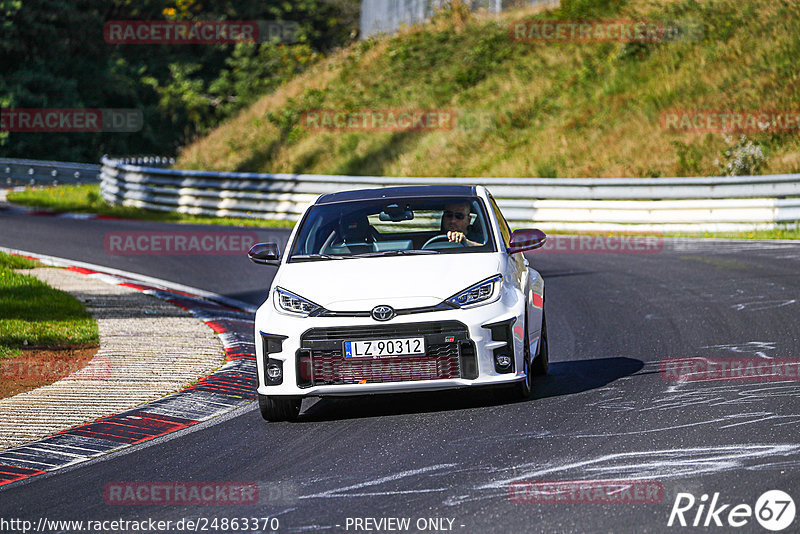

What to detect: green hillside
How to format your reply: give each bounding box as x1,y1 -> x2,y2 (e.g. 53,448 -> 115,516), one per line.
176,0 -> 800,178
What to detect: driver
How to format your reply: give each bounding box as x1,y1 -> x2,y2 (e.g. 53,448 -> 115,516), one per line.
442,202 -> 481,246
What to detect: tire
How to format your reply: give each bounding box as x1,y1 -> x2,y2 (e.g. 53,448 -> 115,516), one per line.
258,394 -> 301,422
510,312 -> 533,400
531,310 -> 549,376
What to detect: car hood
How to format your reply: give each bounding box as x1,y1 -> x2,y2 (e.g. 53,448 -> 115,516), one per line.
274,253 -> 502,311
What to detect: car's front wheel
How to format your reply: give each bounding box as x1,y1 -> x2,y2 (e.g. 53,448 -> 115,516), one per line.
258,394 -> 301,422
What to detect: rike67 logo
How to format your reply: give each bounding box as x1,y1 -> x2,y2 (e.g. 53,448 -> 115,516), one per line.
668,490 -> 796,531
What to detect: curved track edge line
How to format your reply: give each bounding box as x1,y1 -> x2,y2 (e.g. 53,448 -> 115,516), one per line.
0,247 -> 258,489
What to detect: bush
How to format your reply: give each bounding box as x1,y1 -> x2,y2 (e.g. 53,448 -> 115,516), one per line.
715,135 -> 767,176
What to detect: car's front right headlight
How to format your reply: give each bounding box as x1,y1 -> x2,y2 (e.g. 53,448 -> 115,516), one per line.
273,287 -> 322,317
446,274 -> 503,308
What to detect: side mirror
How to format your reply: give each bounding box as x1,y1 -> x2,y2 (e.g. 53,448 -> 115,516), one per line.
508,229 -> 546,254
248,243 -> 281,266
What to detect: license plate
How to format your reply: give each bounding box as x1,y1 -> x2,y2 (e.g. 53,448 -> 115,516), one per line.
344,337 -> 425,358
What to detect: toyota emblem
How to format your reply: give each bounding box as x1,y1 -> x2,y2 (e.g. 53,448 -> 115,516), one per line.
371,305 -> 396,321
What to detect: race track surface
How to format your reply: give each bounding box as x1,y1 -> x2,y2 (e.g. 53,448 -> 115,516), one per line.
1,210 -> 799,533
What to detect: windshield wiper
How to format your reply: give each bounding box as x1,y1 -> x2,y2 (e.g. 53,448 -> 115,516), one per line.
352,250 -> 440,258
291,253 -> 351,261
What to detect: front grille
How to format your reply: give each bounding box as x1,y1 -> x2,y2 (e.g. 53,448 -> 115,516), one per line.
297,321 -> 471,386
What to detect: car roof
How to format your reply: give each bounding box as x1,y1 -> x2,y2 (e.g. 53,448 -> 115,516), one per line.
315,185 -> 478,205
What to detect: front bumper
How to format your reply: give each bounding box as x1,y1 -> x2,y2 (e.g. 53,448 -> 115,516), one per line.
254,294 -> 533,397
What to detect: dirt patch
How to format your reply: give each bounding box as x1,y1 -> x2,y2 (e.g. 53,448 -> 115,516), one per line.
0,345 -> 99,399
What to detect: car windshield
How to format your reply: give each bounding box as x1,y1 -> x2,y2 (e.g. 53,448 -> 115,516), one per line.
289,196 -> 496,260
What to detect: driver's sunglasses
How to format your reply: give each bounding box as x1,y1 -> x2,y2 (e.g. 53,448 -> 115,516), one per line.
443,211 -> 467,220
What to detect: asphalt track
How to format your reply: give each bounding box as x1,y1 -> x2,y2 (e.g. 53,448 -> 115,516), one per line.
1,209 -> 800,533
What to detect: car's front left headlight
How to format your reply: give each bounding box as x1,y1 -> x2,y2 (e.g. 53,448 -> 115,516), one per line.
273,287 -> 322,317
446,274 -> 502,308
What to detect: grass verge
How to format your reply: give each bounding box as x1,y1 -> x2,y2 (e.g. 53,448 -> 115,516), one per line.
6,184 -> 295,228
0,252 -> 98,360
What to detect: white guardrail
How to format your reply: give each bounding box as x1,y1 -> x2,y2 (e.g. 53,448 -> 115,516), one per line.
98,156 -> 800,233
4,156 -> 799,232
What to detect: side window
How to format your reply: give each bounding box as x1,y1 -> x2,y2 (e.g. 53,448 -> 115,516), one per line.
488,196 -> 511,247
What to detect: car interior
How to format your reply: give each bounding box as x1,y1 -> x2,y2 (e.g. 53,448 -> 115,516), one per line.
320,211 -> 489,255
289,197 -> 496,259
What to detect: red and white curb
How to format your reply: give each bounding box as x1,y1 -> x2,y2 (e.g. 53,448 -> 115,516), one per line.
0,247 -> 260,488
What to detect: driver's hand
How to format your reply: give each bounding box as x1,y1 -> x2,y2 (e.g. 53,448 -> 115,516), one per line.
447,231 -> 465,243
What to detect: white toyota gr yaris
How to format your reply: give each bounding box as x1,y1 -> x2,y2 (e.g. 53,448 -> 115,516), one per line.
249,185 -> 548,421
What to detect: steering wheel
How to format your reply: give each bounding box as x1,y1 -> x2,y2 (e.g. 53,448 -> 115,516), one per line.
421,234 -> 468,249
